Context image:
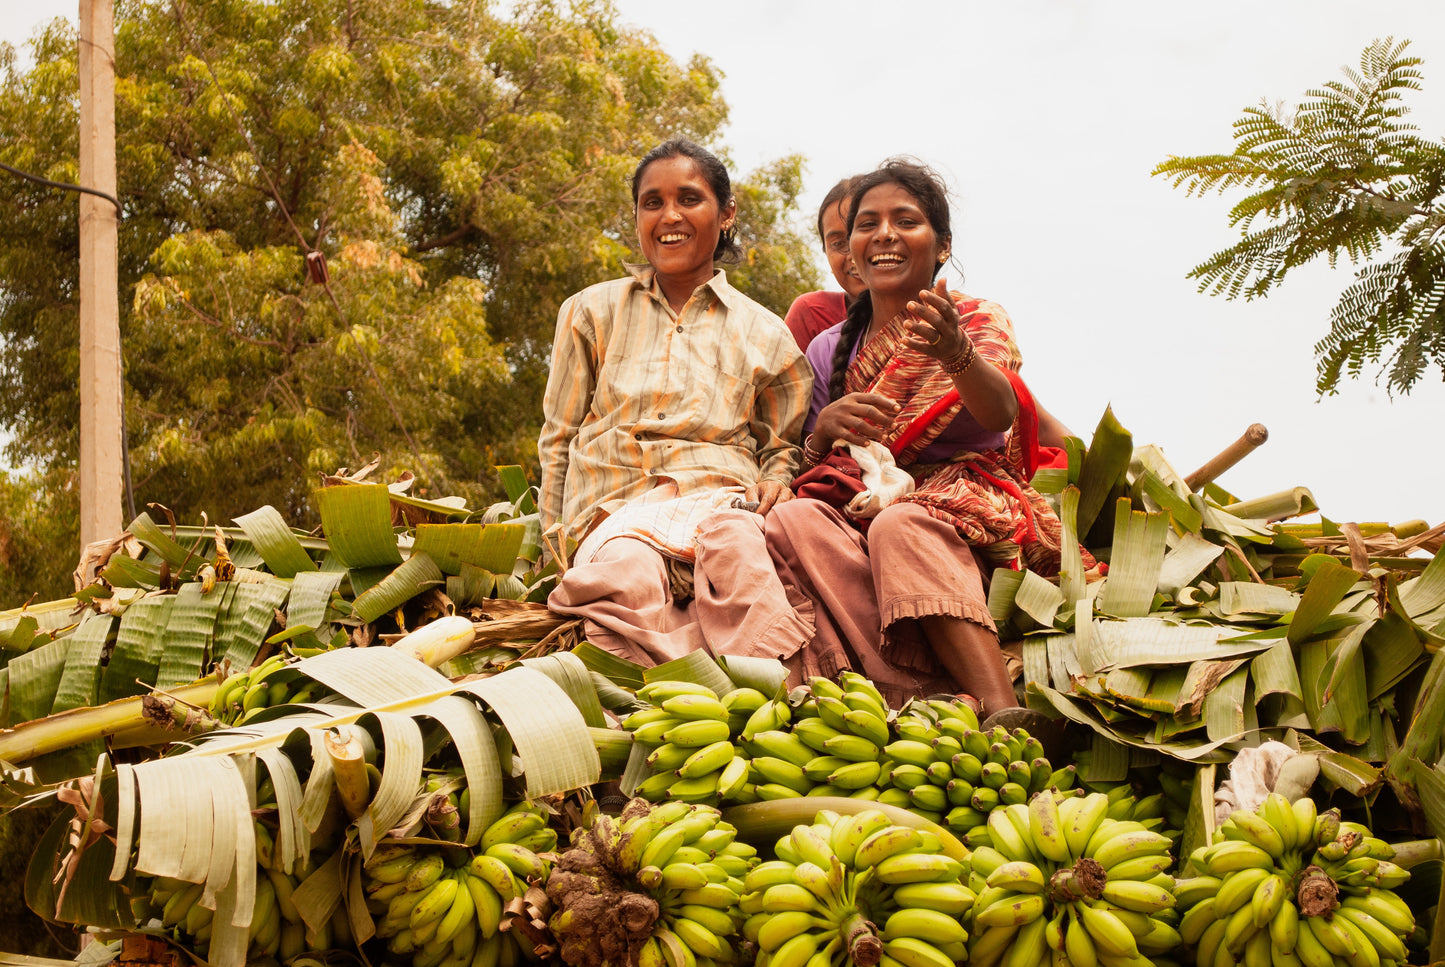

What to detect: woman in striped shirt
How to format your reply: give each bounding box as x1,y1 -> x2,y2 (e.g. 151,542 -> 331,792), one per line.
539,139 -> 816,670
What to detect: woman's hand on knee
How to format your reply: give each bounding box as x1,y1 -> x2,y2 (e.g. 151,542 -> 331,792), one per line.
748,478 -> 792,516
813,393 -> 900,450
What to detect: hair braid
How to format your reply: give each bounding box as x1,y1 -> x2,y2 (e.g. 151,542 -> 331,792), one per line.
829,296 -> 872,403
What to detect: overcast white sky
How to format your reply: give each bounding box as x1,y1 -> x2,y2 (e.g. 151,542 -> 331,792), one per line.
4,2 -> 1445,526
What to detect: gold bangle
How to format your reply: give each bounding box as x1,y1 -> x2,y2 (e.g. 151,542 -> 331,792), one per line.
940,340 -> 976,376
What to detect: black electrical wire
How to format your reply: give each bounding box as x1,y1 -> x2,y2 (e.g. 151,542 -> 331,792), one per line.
0,159 -> 123,216
1,156 -> 135,520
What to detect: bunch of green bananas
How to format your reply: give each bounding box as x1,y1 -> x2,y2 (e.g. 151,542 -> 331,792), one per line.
1072,750 -> 1192,849
142,821 -> 348,960
623,670 -> 1076,840
884,698 -> 1075,839
209,653 -> 328,726
739,673 -> 896,804
739,806 -> 973,967
546,798 -> 758,967
624,681 -> 753,804
965,791 -> 1179,967
365,801 -> 556,967
1175,795 -> 1413,967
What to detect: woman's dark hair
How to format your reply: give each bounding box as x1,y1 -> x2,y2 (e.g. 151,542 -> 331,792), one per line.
631,138 -> 741,262
816,175 -> 859,240
828,160 -> 954,402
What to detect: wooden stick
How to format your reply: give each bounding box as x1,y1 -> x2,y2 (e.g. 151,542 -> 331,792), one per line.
1184,424 -> 1269,491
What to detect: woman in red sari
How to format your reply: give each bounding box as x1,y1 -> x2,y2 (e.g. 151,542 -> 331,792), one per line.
766,160 -> 1082,719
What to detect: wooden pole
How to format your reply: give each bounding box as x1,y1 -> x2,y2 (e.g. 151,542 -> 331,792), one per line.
1184,424 -> 1270,492
78,0 -> 124,550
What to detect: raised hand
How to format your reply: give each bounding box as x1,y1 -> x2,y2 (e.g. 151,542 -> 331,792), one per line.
903,276 -> 975,360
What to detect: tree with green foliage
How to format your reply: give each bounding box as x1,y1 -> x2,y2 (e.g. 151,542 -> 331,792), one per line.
1154,37 -> 1445,396
0,0 -> 820,606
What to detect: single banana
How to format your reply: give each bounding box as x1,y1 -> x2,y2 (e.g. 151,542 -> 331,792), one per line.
1202,840 -> 1275,876
1099,879 -> 1175,914
1091,827 -> 1174,871
464,871 -> 503,939
1250,872 -> 1287,929
986,860 -> 1047,894
882,907 -> 970,945
1077,901 -> 1139,958
873,852 -> 964,886
1065,909 -> 1099,967
1029,792 -> 1071,864
974,893 -> 1047,928
1063,794 -> 1110,860
1270,892 -> 1300,952
884,936 -> 956,967
853,825 -> 924,870
822,732 -> 882,762
662,718 -> 732,748
891,880 -> 976,917
661,693 -> 730,722
669,915 -> 727,960
1215,867 -> 1272,915
756,910 -> 825,952
434,872 -> 476,945
1223,810 -> 1287,860
637,680 -> 719,704
410,876 -> 460,933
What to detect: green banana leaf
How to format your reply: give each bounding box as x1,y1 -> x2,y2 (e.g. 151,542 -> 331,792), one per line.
413,522 -> 525,576
316,483 -> 404,569
1074,407 -> 1133,541
1097,499 -> 1169,618
234,506 -> 318,577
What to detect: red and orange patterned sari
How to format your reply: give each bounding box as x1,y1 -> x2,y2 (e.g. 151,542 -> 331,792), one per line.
845,296 -> 1092,576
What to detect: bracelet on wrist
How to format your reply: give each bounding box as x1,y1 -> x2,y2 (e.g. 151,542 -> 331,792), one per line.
940,339 -> 977,376
802,435 -> 827,468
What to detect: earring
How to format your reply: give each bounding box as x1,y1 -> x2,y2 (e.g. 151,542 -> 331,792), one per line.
938,252 -> 949,264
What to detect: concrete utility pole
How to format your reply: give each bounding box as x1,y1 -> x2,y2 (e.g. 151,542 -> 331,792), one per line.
77,0 -> 124,550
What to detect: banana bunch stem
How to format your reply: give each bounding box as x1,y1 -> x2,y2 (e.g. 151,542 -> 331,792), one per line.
140,693 -> 221,734
838,910 -> 884,966
1047,857 -> 1106,905
1294,865 -> 1339,917
326,727 -> 372,820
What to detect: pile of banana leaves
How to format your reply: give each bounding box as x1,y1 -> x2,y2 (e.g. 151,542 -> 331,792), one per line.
0,407 -> 1442,962
0,465 -> 572,784
992,410 -> 1445,836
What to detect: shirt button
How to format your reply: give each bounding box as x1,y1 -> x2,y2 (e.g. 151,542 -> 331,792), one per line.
634,433 -> 641,440
675,325 -> 683,333
657,413 -> 665,419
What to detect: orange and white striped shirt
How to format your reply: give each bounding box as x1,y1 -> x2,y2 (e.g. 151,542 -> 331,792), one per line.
539,265 -> 812,546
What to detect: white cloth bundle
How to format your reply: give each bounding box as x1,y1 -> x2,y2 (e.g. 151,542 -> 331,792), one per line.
842,442 -> 916,519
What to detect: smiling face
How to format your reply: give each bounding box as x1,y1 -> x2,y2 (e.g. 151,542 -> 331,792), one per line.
635,154 -> 735,300
820,198 -> 867,299
849,181 -> 950,302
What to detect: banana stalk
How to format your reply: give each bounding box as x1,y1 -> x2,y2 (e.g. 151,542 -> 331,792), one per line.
721,795 -> 969,861
590,726 -> 632,779
140,694 -> 222,734
391,615 -> 476,668
0,678 -> 222,764
325,727 -> 373,819
1386,838 -> 1442,869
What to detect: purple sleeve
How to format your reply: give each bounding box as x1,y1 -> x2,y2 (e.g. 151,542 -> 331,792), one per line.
802,324 -> 844,436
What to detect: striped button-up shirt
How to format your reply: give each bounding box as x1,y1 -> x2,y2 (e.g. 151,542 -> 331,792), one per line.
539,265 -> 812,545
